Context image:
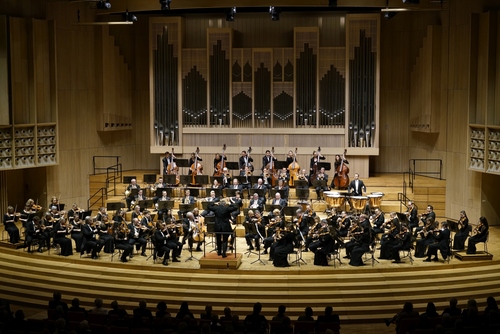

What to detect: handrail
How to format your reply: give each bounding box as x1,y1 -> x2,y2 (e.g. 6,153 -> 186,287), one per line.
397,192 -> 416,213
409,159 -> 442,180
93,156 -> 121,175
87,188 -> 106,211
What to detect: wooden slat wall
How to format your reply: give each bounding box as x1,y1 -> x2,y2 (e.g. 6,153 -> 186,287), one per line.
0,16 -> 9,125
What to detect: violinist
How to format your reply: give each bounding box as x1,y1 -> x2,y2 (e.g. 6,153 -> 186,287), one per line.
453,210 -> 469,251
262,213 -> 285,255
188,152 -> 203,175
53,218 -> 73,257
271,223 -> 297,267
309,220 -> 335,266
140,210 -> 154,234
294,209 -> 309,237
67,203 -> 84,223
466,216 -> 489,254
70,214 -> 84,253
347,173 -> 366,197
94,207 -> 107,223
50,205 -> 62,222
343,220 -> 362,259
314,167 -> 329,200
125,179 -> 141,209
97,213 -> 114,254
3,206 -> 20,244
131,205 -> 142,221
164,221 -> 183,261
42,211 -> 55,249
391,224 -> 412,263
274,179 -> 289,200
249,193 -> 265,213
262,150 -> 277,171
405,201 -> 418,230
114,219 -> 133,263
201,190 -> 220,217
239,150 -> 253,176
304,216 -> 322,252
26,216 -> 47,253
81,216 -> 104,259
336,211 -> 351,237
414,217 -> 437,258
154,222 -> 173,265
349,226 -> 372,267
20,199 -> 37,228
424,221 -> 450,262
244,210 -> 261,251
128,218 -> 148,257
379,212 -> 400,260
162,151 -> 175,175
413,205 -> 435,237
371,208 -> 386,235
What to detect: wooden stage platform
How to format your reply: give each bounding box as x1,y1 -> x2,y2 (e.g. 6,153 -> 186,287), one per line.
199,252 -> 242,269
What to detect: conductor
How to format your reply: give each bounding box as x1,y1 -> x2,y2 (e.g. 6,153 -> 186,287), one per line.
208,202 -> 239,258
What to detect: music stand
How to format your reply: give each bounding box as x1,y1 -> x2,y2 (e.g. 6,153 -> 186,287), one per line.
204,217 -> 216,252
155,188 -> 172,198
236,176 -> 249,185
318,162 -> 331,171
128,189 -> 139,198
205,188 -> 222,198
283,206 -> 300,221
274,161 -> 288,169
106,202 -> 123,216
397,213 -> 410,228
250,176 -> 261,184
138,200 -> 153,211
79,210 -> 92,220
266,204 -> 283,213
143,174 -> 157,184
195,175 -> 209,186
224,188 -> 239,198
250,188 -> 267,199
184,188 -> 200,197
211,176 -> 223,184
179,175 -> 192,186
163,175 -> 177,186
447,219 -> 459,233
178,203 -> 195,214
157,200 -> 174,211
123,176 -> 136,184
269,189 -> 286,200
175,158 -> 190,169
58,204 -> 66,211
225,162 -> 239,171
312,180 -> 327,203
294,180 -> 309,189
295,188 -> 310,203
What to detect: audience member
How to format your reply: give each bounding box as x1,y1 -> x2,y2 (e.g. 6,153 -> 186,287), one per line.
89,298 -> 107,314
133,299 -> 153,320
176,301 -> 194,319
442,297 -> 461,316
69,298 -> 86,315
244,302 -> 268,334
220,306 -> 232,323
272,305 -> 289,322
200,305 -> 214,320
156,301 -> 170,318
296,306 -> 314,321
48,291 -> 69,314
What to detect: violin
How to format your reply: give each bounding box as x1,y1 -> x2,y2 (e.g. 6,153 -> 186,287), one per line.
333,149 -> 349,190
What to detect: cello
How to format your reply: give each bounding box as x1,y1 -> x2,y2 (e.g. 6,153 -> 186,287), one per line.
288,148 -> 300,187
214,144 -> 226,177
333,149 -> 349,190
190,147 -> 203,185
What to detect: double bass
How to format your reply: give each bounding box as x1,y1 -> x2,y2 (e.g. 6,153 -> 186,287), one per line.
288,148 -> 299,187
190,147 -> 203,185
265,147 -> 278,187
333,149 -> 349,190
245,147 -> 254,172
214,144 -> 226,177
310,147 -> 322,182
167,148 -> 180,185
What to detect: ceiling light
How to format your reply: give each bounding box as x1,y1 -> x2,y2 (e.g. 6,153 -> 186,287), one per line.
269,6 -> 280,21
160,0 -> 171,10
226,7 -> 236,21
123,10 -> 137,22
402,0 -> 419,3
96,0 -> 111,9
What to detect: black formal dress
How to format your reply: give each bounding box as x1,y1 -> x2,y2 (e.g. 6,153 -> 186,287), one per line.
70,220 -> 83,252
453,218 -> 469,250
466,224 -> 489,254
273,232 -> 296,267
53,223 -> 73,256
391,231 -> 412,262
349,231 -> 371,266
426,228 -> 451,260
3,213 -> 20,244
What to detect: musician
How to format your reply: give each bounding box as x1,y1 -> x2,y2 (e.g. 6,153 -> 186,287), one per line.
405,201 -> 418,230
131,205 -> 142,221
228,191 -> 243,224
391,224 -> 412,263
413,205 -> 435,236
221,167 -> 231,188
310,150 -> 326,175
309,220 -> 335,266
81,216 -> 104,259
230,178 -> 243,191
114,220 -> 133,263
275,179 -> 289,200
208,201 -> 239,258
302,204 -> 316,227
453,210 -> 470,251
262,214 -> 286,255
42,211 -> 55,250
178,189 -> 195,219
336,211 -> 351,237
347,173 -> 366,196
213,153 -> 227,175
211,179 -> 223,190
113,209 -> 126,224
49,204 -> 62,222
371,208 -> 385,235
50,196 -> 61,210
164,222 -> 183,262
378,212 -> 401,260
239,150 -> 253,176
271,192 -> 287,209
331,154 -> 349,189
188,152 -> 202,175
154,177 -> 167,190
424,221 -> 450,262
262,150 -> 277,171
294,209 -> 309,238
304,216 -> 322,252
3,206 -> 20,244
67,203 -> 83,223
182,212 -> 202,252
97,214 -> 114,254
349,226 -> 372,267
343,220 -> 362,259
53,218 -> 73,257
20,199 -> 36,228
277,167 -> 289,183
358,214 -> 371,230
314,167 -> 329,200
200,190 -> 220,217
156,190 -> 171,220
249,193 -> 265,213
244,210 -> 262,251
134,189 -> 147,206
125,179 -> 141,209
95,206 -> 107,223
297,169 -> 310,186
242,166 -> 253,189
70,214 -> 84,253
271,224 -> 296,267
466,216 -> 489,254
162,151 -> 175,175
253,178 -> 267,190
140,210 -> 153,232
414,217 -> 438,258
154,222 -> 173,265
26,216 -> 47,253
128,218 -> 148,257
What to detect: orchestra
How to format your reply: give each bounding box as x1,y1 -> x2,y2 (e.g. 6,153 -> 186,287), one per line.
1,148 -> 491,269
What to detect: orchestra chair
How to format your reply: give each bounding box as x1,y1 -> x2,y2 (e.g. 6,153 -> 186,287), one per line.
399,246 -> 414,265
363,241 -> 379,267
293,321 -> 316,334
24,236 -> 51,255
316,321 -> 341,334
483,230 -> 490,253
110,241 -> 123,262
445,237 -> 453,264
328,248 -> 343,268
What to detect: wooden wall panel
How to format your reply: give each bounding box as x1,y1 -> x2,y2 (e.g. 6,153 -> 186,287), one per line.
0,16 -> 8,125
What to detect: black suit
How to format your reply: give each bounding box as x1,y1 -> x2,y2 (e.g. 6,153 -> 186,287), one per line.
154,229 -> 172,264
208,203 -> 238,257
127,223 -> 147,255
81,224 -> 104,258
25,221 -> 47,252
248,198 -> 265,213
262,156 -> 277,170
427,228 -> 451,259
348,179 -> 366,196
